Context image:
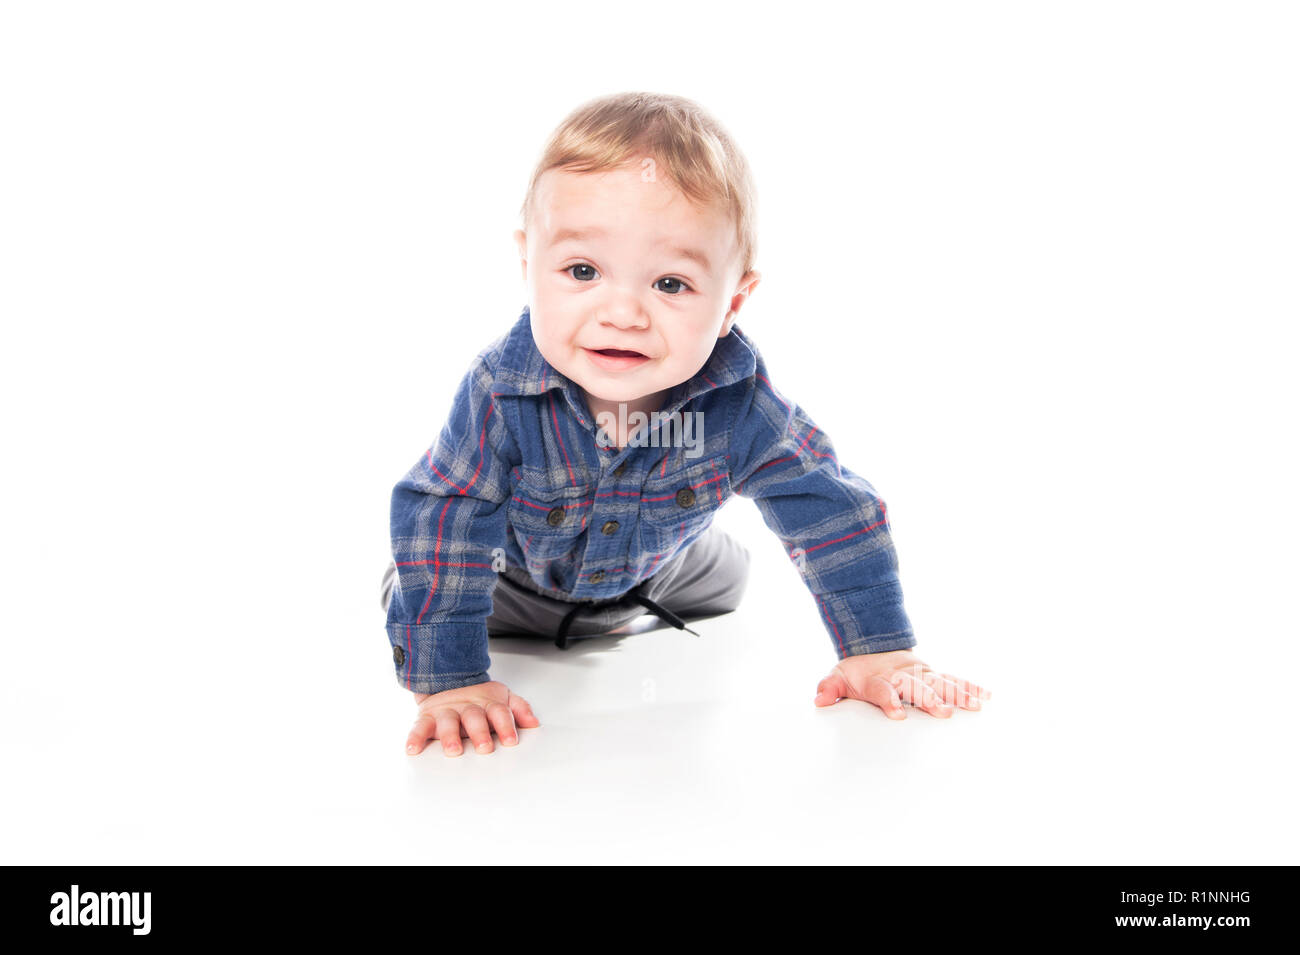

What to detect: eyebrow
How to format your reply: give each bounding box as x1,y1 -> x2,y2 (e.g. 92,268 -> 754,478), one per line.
550,227 -> 608,244
548,227 -> 713,273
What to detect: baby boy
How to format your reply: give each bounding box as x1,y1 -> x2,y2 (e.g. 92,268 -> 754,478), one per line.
382,92 -> 990,756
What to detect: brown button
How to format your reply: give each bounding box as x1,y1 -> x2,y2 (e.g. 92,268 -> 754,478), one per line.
613,462 -> 627,478
590,570 -> 605,583
601,520 -> 619,535
546,507 -> 565,526
675,487 -> 696,508
392,646 -> 405,666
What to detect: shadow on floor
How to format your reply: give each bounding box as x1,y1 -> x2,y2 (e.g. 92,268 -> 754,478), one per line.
488,610 -> 736,658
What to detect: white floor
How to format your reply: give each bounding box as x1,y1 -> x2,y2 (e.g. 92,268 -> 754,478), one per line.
6,499 -> 1296,865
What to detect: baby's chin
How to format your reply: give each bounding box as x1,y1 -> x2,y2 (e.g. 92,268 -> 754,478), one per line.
566,355 -> 660,394
576,376 -> 662,403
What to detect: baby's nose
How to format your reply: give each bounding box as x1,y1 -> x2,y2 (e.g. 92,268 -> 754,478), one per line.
597,297 -> 651,329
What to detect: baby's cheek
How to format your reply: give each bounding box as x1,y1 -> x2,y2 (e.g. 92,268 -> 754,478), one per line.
656,351 -> 703,392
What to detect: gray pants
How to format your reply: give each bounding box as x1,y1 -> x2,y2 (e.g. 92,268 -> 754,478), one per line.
380,524 -> 751,641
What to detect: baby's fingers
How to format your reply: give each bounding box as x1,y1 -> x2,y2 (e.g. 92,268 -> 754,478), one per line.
434,710 -> 463,757
895,672 -> 953,718
508,693 -> 541,729
486,702 -> 519,746
921,671 -> 979,710
860,675 -> 907,720
406,711 -> 438,755
940,672 -> 991,701
460,705 -> 495,754
407,710 -> 465,757
814,672 -> 850,707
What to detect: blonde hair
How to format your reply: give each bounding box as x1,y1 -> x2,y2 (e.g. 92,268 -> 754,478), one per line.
519,91 -> 758,279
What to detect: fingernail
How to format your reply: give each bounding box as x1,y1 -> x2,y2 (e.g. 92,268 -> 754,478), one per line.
406,744 -> 418,754
477,742 -> 491,752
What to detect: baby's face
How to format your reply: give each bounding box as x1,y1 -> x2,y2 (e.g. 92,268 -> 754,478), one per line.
515,161 -> 759,410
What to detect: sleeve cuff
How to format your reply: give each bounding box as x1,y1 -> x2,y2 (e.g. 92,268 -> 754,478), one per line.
813,580 -> 917,657
836,632 -> 917,657
387,620 -> 491,696
401,670 -> 492,696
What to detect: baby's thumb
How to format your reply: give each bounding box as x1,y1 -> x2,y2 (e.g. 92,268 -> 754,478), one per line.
509,694 -> 541,727
814,672 -> 850,707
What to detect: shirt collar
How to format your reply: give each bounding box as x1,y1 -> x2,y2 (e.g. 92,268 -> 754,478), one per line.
492,306 -> 757,411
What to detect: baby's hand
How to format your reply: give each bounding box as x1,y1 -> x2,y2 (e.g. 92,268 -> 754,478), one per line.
406,680 -> 540,756
813,650 -> 991,720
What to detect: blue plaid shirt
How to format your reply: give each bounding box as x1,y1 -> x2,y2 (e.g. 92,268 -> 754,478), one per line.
387,306 -> 915,694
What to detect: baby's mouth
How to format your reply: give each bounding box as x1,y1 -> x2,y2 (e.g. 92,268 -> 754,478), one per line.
583,346 -> 652,371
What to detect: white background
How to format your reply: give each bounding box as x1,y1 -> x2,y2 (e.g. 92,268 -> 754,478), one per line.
2,1 -> 1296,864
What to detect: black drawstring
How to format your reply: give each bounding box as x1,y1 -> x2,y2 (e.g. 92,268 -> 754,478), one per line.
554,581 -> 700,649
628,593 -> 701,636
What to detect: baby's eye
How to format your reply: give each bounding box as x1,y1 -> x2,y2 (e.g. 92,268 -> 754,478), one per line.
567,264 -> 598,282
654,276 -> 692,294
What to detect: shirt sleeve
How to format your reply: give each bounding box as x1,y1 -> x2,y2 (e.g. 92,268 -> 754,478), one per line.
386,353 -> 519,695
728,348 -> 916,658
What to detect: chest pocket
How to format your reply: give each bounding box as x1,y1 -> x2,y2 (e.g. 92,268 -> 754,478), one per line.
508,477 -> 594,566
637,453 -> 732,559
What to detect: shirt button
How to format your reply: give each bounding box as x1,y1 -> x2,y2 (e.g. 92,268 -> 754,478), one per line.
392,646 -> 405,666
547,507 -> 566,526
590,570 -> 605,583
613,462 -> 627,478
601,520 -> 619,535
676,487 -> 696,508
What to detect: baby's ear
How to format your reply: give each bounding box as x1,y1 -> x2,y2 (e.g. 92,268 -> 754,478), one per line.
720,270 -> 761,336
